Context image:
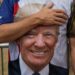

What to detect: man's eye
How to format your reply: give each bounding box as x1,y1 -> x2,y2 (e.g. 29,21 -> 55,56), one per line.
44,33 -> 55,37
27,33 -> 36,38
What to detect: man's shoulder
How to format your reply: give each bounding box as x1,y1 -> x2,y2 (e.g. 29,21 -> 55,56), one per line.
9,59 -> 68,75
49,64 -> 68,75
8,58 -> 21,75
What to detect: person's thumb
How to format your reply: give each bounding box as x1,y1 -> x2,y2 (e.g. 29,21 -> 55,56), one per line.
45,2 -> 54,9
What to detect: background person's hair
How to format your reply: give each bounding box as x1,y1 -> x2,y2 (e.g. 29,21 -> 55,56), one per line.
67,0 -> 75,37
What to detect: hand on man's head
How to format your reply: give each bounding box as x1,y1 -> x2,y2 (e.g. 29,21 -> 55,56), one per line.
36,2 -> 68,26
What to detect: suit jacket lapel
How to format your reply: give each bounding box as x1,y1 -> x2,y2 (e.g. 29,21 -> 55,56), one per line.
9,59 -> 68,75
49,63 -> 68,75
9,58 -> 21,75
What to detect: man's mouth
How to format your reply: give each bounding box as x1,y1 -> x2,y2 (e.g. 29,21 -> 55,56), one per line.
29,49 -> 48,56
32,51 -> 45,55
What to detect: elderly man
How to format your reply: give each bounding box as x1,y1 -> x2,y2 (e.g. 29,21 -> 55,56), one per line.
9,24 -> 68,75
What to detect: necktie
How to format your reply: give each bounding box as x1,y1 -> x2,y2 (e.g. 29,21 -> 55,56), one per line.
32,72 -> 40,75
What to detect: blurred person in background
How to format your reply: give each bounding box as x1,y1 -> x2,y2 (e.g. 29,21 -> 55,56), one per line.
68,0 -> 75,74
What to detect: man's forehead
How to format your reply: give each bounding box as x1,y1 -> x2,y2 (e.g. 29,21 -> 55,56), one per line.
29,25 -> 59,32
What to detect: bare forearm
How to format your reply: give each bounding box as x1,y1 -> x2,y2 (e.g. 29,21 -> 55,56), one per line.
0,14 -> 41,43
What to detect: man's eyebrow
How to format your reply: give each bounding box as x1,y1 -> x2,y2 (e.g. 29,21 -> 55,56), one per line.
43,31 -> 52,34
43,31 -> 56,35
31,29 -> 36,32
43,30 -> 59,35
25,29 -> 36,35
29,29 -> 36,33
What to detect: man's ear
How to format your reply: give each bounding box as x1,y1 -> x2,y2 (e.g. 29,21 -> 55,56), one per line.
16,39 -> 21,52
16,39 -> 21,46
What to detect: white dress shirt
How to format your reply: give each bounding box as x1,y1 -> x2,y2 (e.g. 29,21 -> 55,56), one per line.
19,54 -> 49,75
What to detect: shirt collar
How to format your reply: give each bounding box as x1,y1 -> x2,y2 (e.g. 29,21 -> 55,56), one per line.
19,54 -> 49,75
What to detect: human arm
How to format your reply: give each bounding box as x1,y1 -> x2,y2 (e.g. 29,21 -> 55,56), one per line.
0,3 -> 68,43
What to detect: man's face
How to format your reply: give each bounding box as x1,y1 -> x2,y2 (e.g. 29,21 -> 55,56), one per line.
18,26 -> 58,71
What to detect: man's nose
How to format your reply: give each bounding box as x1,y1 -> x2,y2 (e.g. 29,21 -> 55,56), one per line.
34,34 -> 45,48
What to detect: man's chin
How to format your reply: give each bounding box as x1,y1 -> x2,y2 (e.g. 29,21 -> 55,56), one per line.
29,61 -> 48,72
27,53 -> 51,66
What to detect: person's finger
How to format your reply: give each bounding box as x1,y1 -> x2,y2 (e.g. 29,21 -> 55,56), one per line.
44,2 -> 54,9
53,9 -> 68,17
54,13 -> 68,20
53,20 -> 65,25
54,17 -> 67,23
53,9 -> 65,13
43,19 -> 64,26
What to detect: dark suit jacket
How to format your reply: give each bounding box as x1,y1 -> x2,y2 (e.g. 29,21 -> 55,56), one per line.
8,58 -> 68,75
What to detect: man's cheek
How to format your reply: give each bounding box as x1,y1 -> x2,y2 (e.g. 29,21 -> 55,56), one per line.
46,40 -> 56,47
22,40 -> 34,47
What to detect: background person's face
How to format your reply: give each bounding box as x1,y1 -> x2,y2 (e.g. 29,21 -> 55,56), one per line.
19,26 -> 58,71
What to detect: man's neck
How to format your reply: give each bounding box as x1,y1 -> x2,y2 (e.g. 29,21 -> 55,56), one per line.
19,54 -> 49,75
